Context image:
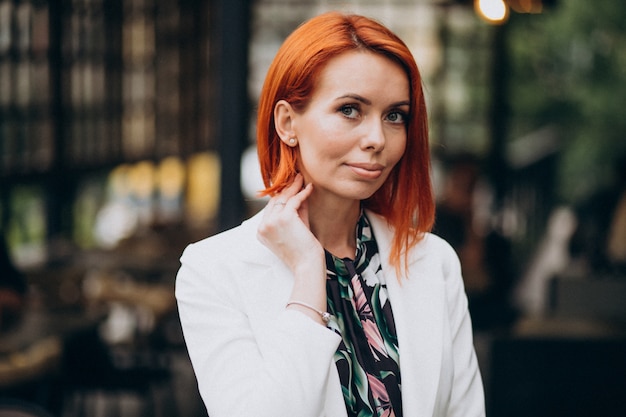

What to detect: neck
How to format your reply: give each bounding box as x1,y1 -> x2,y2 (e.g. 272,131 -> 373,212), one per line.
308,196 -> 361,259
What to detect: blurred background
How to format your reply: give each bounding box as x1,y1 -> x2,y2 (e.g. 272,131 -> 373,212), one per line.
1,0 -> 625,416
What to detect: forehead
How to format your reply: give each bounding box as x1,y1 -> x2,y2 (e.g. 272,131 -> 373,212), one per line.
311,50 -> 409,100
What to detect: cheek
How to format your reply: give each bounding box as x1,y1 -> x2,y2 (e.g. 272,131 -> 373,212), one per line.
312,121 -> 346,149
299,124 -> 351,162
390,136 -> 407,165
298,143 -> 343,170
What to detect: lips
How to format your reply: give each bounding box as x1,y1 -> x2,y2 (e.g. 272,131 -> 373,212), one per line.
347,162 -> 385,179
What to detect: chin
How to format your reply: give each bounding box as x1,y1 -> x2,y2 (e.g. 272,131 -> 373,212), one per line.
313,177 -> 384,202
339,185 -> 380,202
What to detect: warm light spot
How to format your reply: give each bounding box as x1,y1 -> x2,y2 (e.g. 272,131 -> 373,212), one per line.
186,152 -> 221,224
109,164 -> 132,197
157,156 -> 185,199
129,160 -> 156,199
475,0 -> 510,24
509,0 -> 543,14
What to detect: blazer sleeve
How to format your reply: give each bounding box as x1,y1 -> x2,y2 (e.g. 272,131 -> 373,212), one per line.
441,242 -> 486,417
176,238 -> 342,417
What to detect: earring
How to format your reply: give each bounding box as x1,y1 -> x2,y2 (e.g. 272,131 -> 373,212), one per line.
288,138 -> 297,146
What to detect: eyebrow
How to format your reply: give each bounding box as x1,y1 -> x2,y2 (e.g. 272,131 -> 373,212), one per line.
338,94 -> 371,105
337,94 -> 410,108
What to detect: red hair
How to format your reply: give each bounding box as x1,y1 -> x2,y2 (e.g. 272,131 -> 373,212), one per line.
256,12 -> 435,272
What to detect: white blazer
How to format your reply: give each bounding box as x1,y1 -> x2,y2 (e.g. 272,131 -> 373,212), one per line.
176,209 -> 485,417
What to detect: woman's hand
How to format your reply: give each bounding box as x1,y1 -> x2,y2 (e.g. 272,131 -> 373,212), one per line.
257,174 -> 323,273
257,174 -> 327,324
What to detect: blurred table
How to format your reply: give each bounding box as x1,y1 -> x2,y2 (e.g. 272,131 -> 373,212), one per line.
549,274 -> 626,322
488,316 -> 626,417
0,308 -> 107,389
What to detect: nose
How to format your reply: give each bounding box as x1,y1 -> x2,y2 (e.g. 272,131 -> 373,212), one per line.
361,119 -> 386,152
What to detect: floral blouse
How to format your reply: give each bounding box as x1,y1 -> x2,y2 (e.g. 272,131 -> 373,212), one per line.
325,213 -> 403,417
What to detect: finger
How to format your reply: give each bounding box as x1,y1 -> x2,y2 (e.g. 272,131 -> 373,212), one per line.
289,182 -> 313,208
270,174 -> 305,208
283,173 -> 305,195
296,184 -> 312,229
279,182 -> 312,213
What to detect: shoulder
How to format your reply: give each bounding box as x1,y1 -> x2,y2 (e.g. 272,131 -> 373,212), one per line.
179,209 -> 269,273
182,222 -> 248,258
419,233 -> 459,263
366,210 -> 461,284
175,210 -> 276,308
365,210 -> 455,252
407,232 -> 462,283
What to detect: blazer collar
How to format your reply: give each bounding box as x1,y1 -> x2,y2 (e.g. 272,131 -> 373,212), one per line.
237,209 -> 403,265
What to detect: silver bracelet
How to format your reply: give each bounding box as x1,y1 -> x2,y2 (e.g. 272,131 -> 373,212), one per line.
286,300 -> 332,323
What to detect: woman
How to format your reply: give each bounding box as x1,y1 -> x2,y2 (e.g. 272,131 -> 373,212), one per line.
176,12 -> 485,417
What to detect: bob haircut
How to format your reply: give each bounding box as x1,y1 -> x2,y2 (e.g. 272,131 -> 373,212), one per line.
256,12 -> 435,272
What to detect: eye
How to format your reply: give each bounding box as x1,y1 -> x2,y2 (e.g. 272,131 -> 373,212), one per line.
386,110 -> 407,124
339,104 -> 359,119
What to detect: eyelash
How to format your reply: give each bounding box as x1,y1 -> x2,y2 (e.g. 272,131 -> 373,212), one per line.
387,110 -> 408,124
338,104 -> 408,124
339,104 -> 359,118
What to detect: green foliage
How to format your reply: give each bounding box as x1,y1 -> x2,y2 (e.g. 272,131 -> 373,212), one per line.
507,0 -> 626,203
6,186 -> 47,259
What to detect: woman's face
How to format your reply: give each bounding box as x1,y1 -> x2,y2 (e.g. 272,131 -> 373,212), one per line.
291,50 -> 409,204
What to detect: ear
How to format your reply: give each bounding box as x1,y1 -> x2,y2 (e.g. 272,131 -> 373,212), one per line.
274,100 -> 297,146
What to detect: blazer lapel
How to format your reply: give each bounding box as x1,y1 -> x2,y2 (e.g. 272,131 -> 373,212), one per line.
368,212 -> 444,417
235,210 -> 294,320
234,209 -> 348,417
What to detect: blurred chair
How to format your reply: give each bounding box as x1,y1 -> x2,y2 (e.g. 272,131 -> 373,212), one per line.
60,322 -> 175,417
0,399 -> 55,417
60,269 -> 177,417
